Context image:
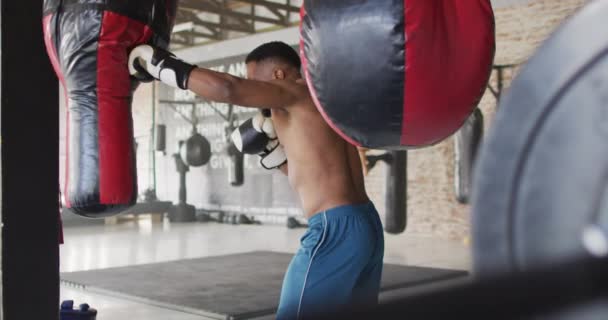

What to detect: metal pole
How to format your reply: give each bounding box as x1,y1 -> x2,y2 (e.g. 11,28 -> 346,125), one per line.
151,82 -> 157,192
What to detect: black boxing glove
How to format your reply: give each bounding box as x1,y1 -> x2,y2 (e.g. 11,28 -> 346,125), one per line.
231,112 -> 271,154
231,111 -> 287,170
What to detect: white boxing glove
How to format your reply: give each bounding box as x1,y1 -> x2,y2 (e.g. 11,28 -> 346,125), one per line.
258,111 -> 287,170
128,44 -> 196,90
260,139 -> 287,170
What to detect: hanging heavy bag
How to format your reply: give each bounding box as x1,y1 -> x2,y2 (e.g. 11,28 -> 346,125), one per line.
43,0 -> 177,217
300,0 -> 495,149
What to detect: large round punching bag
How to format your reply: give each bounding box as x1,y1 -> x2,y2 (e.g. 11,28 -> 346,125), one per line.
301,0 -> 495,149
43,0 -> 177,217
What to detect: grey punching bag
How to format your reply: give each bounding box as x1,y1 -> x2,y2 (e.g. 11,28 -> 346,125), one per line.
155,124 -> 166,152
454,108 -> 484,204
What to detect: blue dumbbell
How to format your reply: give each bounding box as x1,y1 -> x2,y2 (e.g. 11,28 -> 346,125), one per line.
60,300 -> 97,320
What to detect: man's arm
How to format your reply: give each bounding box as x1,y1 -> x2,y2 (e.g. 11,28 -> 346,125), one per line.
187,68 -> 298,109
128,44 -> 298,109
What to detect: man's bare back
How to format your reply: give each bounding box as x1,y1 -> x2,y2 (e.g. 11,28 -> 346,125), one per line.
269,80 -> 369,217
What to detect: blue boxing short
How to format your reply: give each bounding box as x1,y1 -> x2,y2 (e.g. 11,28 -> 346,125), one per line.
276,201 -> 385,319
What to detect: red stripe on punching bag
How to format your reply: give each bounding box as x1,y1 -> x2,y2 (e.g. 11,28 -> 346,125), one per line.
97,12 -> 152,204
401,0 -> 494,146
43,14 -> 72,208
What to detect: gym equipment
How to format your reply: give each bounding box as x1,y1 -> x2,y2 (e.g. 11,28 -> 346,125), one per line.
225,214 -> 234,224
60,300 -> 97,320
384,151 -> 407,234
155,124 -> 166,153
196,211 -> 226,223
231,110 -> 287,170
231,117 -> 270,155
168,144 -> 196,223
287,217 -> 307,229
472,0 -> 608,276
471,1 -> 608,318
141,188 -> 157,202
226,108 -> 245,187
216,212 -> 225,224
197,211 -> 256,225
179,132 -> 212,167
238,214 -> 256,225
128,44 -> 196,90
196,212 -> 212,222
366,151 -> 408,234
168,204 -> 196,224
161,101 -> 211,168
300,0 -> 494,149
228,145 -> 245,187
145,84 -> 160,202
454,109 -> 484,204
43,0 -> 177,217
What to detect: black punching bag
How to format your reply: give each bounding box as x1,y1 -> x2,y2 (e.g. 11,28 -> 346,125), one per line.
385,151 -> 407,234
43,0 -> 177,217
180,133 -> 212,167
227,143 -> 244,187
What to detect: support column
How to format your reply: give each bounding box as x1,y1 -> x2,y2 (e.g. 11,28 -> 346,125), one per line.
1,1 -> 60,319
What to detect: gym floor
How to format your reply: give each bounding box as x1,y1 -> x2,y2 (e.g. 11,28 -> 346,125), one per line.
59,218 -> 469,319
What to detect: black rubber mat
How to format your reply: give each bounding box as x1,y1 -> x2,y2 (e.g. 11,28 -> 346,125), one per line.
61,251 -> 466,319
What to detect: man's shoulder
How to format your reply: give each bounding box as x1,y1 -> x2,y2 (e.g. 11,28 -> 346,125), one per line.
292,80 -> 312,98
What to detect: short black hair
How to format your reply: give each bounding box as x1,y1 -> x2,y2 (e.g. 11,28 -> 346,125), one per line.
245,41 -> 301,70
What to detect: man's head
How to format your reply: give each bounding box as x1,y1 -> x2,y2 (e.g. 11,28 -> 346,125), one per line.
246,41 -> 301,81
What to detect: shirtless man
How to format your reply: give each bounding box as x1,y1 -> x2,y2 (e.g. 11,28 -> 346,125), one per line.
129,41 -> 384,319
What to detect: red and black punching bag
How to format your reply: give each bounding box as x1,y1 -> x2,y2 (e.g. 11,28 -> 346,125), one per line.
43,0 -> 177,217
300,0 -> 495,149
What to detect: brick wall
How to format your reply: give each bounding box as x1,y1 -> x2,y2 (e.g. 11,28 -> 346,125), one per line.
365,0 -> 588,241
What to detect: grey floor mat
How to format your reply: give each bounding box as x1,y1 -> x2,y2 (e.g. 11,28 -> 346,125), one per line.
61,251 -> 466,319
